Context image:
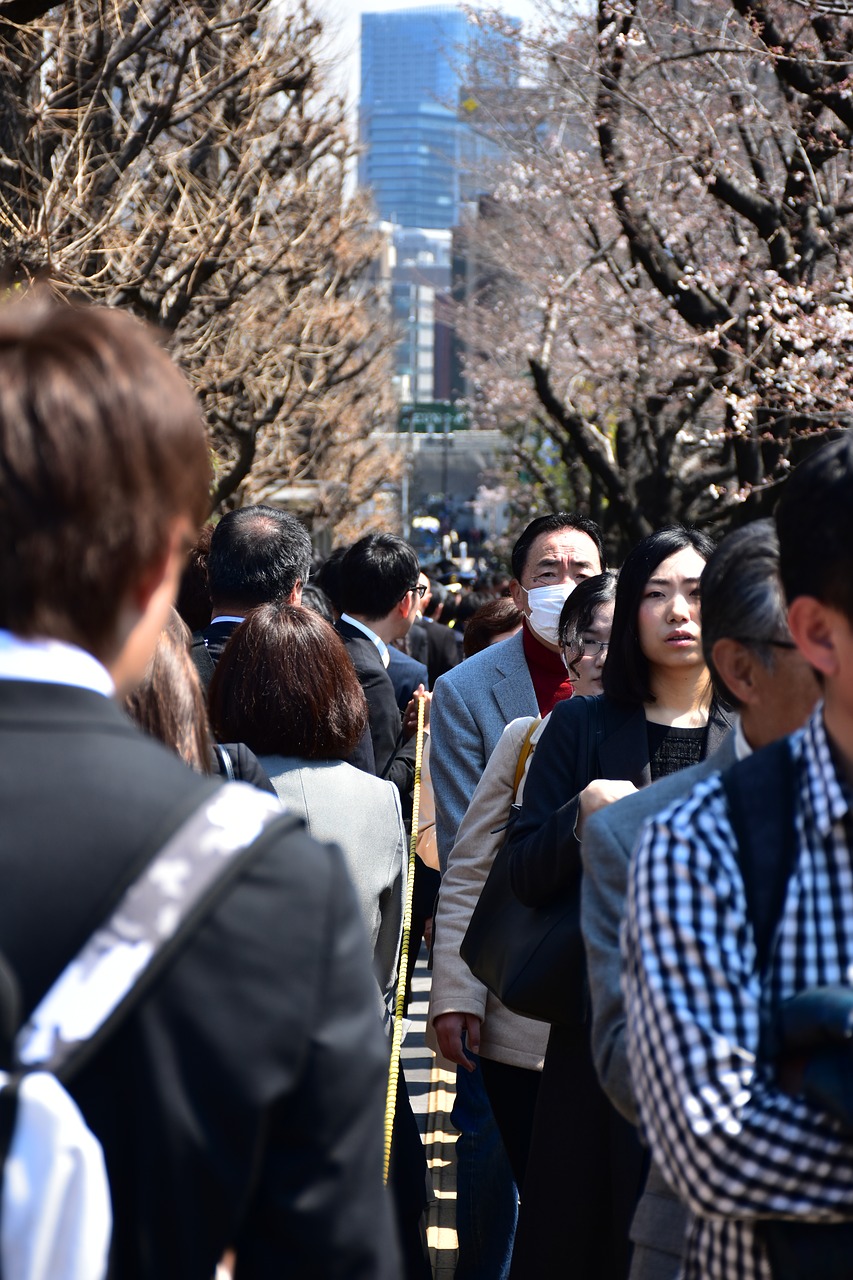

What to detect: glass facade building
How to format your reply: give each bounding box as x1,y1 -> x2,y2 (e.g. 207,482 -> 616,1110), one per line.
359,6 -> 483,230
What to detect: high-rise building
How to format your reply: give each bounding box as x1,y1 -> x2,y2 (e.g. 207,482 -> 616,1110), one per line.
359,5 -> 512,231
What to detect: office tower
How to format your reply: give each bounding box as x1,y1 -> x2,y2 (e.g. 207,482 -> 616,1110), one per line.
359,5 -> 504,231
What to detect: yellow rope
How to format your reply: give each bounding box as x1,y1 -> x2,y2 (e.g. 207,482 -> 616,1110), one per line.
383,695 -> 426,1184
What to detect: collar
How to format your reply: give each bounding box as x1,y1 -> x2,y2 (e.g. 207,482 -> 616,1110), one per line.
340,613 -> 390,668
0,630 -> 114,696
802,703 -> 853,838
209,615 -> 245,626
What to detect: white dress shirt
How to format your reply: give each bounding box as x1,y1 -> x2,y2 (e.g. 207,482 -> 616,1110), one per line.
0,630 -> 114,696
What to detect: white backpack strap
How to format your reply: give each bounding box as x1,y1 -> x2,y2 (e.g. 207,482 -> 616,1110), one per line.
15,784 -> 284,1077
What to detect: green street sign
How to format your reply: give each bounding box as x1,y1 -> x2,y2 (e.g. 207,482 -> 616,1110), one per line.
398,403 -> 469,433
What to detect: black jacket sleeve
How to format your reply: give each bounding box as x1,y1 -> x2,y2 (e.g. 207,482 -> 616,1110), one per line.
215,742 -> 277,795
231,829 -> 401,1279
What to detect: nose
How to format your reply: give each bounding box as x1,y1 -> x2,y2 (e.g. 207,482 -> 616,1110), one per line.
594,645 -> 607,667
667,592 -> 690,622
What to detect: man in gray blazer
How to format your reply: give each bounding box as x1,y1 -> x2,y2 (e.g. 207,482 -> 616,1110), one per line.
431,512 -> 606,872
430,511 -> 604,1280
581,519 -> 820,1280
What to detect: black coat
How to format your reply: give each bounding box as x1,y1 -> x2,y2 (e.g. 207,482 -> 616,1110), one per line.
507,694 -> 731,1280
191,619 -> 239,690
0,679 -> 398,1280
336,620 -> 416,798
509,695 -> 731,909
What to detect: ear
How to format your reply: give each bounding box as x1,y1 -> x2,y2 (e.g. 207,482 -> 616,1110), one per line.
509,578 -> 527,612
787,596 -> 839,679
289,581 -> 303,606
129,537 -> 176,614
711,638 -> 761,706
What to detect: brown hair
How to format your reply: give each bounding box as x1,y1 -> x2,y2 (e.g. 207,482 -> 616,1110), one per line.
208,603 -> 369,760
125,610 -> 213,773
463,598 -> 524,658
0,290 -> 211,655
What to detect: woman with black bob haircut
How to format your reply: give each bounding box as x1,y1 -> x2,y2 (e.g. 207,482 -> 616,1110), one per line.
506,525 -> 730,1280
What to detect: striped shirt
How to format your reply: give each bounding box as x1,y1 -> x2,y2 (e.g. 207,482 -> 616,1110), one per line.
624,706 -> 853,1280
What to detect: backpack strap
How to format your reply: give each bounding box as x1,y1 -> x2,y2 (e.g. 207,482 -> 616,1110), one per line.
721,738 -> 798,973
14,784 -> 289,1081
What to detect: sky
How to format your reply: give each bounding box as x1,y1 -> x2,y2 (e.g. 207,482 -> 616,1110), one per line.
315,0 -> 541,110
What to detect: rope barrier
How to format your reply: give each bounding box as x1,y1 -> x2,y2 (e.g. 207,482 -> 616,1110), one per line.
383,694 -> 426,1184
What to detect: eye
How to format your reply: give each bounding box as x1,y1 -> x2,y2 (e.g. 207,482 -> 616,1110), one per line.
643,589 -> 664,600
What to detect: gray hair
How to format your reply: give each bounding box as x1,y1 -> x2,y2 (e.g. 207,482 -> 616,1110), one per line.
700,520 -> 791,709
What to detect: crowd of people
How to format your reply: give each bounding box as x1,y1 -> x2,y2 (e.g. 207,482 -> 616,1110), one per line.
2,287 -> 853,1280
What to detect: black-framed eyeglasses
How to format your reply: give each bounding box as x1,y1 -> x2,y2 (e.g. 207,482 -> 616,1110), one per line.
731,637 -> 798,650
410,583 -> 428,599
563,639 -> 609,658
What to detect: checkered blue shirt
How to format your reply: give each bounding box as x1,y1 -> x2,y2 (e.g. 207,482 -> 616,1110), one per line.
624,707 -> 853,1279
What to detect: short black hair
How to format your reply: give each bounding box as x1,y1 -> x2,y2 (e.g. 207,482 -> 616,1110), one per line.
701,520 -> 790,708
602,525 -> 715,706
776,433 -> 853,621
558,572 -> 617,681
510,512 -> 606,582
207,505 -> 312,610
338,533 -> 420,620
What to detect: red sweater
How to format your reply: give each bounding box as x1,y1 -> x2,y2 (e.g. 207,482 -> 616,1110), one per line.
522,622 -> 574,715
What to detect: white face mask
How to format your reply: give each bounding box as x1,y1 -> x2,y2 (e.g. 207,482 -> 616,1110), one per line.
523,583 -> 574,647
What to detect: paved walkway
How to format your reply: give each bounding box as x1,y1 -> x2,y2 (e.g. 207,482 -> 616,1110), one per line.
404,945 -> 458,1280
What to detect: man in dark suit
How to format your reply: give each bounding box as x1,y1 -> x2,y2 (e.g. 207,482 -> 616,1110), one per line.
0,293 -> 398,1279
191,504 -> 311,688
336,533 -> 427,793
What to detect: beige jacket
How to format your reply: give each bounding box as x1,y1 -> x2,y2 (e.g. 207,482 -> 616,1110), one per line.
428,715 -> 550,1071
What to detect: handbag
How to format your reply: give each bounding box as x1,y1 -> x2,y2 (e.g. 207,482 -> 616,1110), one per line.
460,698 -> 603,1026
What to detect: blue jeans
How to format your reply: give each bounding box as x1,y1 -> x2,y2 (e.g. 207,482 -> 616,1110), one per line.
451,1056 -> 518,1280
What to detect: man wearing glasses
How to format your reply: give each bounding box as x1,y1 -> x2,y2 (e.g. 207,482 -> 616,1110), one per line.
581,519 -> 819,1280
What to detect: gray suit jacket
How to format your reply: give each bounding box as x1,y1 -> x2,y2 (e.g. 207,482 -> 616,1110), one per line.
430,629 -> 537,870
581,730 -> 739,1121
258,756 -> 407,1009
581,729 -> 738,1280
